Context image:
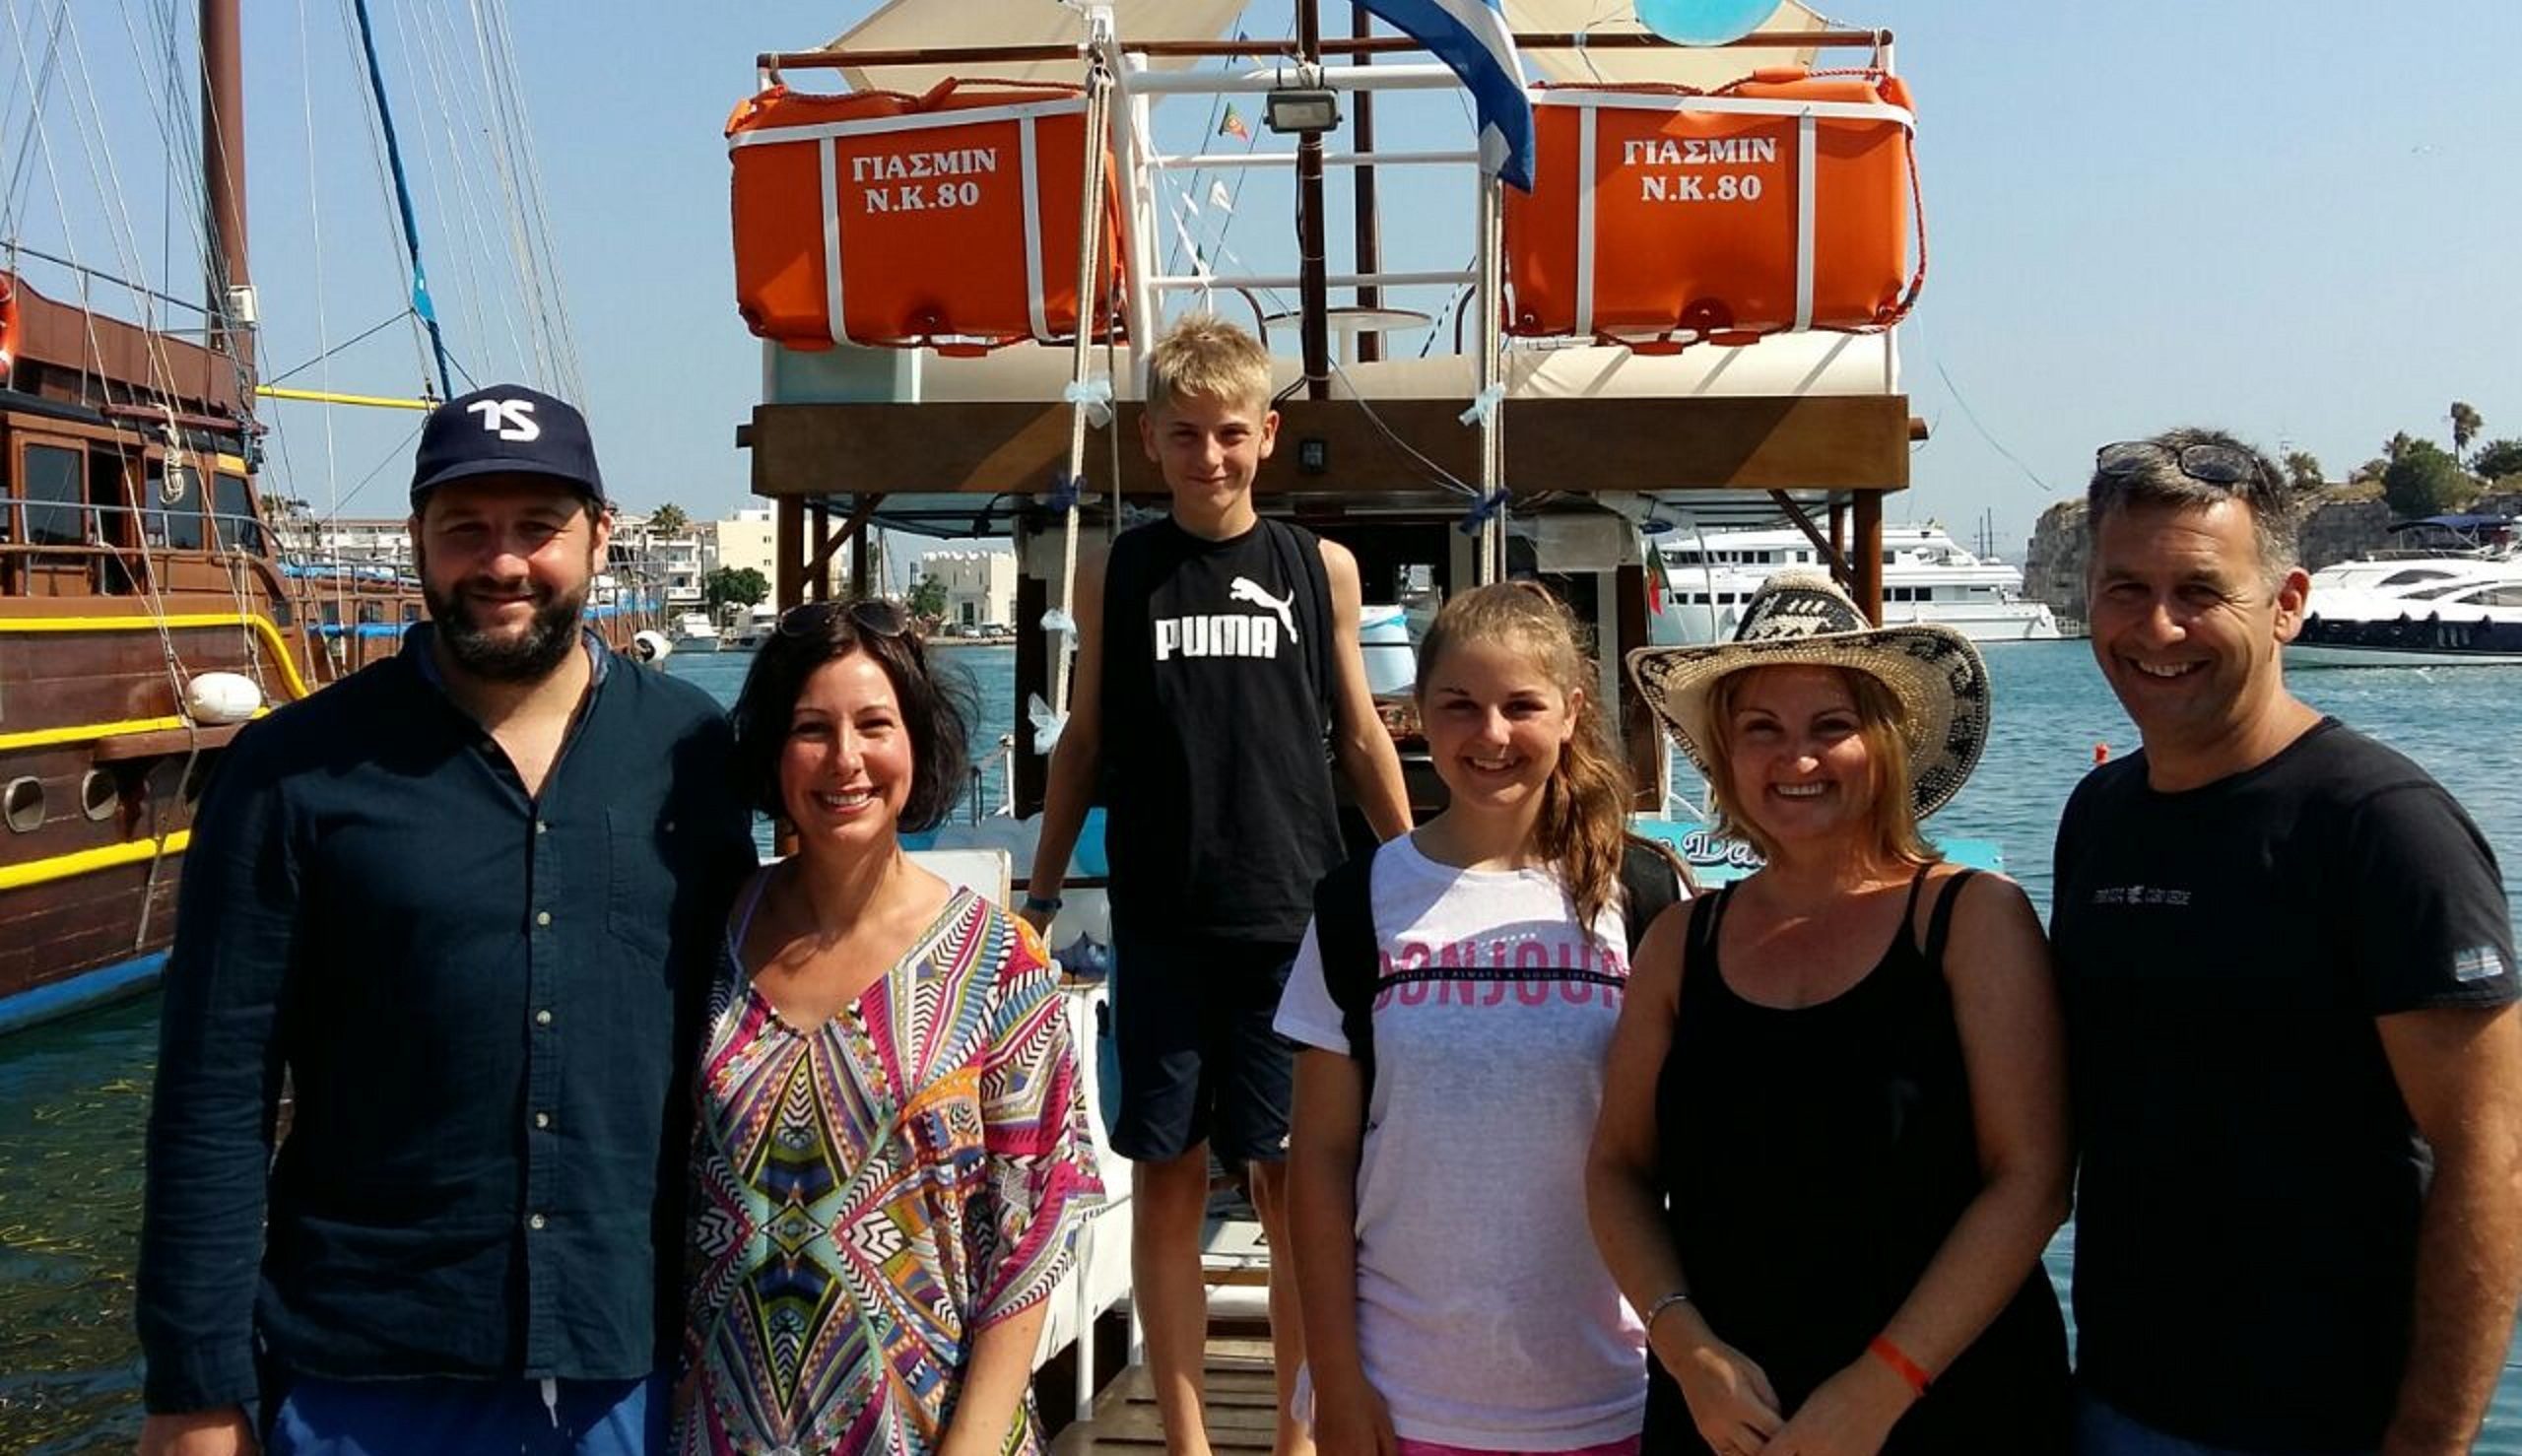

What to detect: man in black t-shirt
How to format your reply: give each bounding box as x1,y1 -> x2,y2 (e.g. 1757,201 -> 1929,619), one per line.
2053,429 -> 2522,1455
1026,315 -> 1412,1456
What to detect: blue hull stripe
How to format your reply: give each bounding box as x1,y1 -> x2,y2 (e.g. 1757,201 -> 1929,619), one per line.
0,950 -> 166,1036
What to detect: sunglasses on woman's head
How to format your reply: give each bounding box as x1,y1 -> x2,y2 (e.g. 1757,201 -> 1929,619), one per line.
776,598 -> 912,640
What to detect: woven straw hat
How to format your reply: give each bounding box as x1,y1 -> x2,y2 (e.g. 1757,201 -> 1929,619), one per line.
1626,568 -> 1991,821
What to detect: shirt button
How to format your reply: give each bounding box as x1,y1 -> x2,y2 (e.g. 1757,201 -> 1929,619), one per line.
533,1111 -> 552,1130
535,1009 -> 554,1026
536,820 -> 549,835
528,1213 -> 548,1231
663,819 -> 676,833
535,910 -> 552,927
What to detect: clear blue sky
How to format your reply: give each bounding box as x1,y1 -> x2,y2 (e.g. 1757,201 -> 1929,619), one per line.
13,0 -> 2517,564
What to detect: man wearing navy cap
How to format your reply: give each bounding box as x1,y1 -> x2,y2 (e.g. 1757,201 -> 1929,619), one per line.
137,387 -> 754,1455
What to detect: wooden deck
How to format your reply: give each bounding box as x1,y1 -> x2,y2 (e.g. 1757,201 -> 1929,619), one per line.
1047,1219 -> 1283,1455
1052,1339 -> 1280,1455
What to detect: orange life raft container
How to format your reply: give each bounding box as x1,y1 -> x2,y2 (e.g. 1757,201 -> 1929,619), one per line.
727,80 -> 1123,351
1503,68 -> 1923,347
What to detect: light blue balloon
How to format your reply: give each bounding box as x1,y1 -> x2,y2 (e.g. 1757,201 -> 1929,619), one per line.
1635,0 -> 1779,47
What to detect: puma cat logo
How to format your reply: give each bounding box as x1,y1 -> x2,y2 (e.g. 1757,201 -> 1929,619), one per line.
1228,576 -> 1299,643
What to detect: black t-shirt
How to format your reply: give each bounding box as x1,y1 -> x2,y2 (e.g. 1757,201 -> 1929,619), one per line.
2050,718 -> 2517,1450
1098,515 -> 1342,942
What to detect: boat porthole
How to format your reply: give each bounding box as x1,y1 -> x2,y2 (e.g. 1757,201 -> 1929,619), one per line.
80,769 -> 120,823
3,777 -> 42,833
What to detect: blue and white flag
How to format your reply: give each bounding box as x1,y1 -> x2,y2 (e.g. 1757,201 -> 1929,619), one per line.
1360,0 -> 1533,191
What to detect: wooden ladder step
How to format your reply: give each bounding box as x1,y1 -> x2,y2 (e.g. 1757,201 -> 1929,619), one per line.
1050,1336 -> 1284,1455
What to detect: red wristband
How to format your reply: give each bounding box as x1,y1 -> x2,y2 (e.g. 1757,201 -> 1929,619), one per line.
1866,1336 -> 1932,1397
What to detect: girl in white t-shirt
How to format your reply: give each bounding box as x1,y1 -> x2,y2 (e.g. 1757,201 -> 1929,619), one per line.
1280,582 -> 1685,1456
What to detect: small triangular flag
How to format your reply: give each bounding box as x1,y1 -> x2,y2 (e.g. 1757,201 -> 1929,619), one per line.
1209,178 -> 1233,214
1220,103 -> 1250,142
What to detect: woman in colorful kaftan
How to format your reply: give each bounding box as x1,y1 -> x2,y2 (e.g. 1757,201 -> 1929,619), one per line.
1281,583 -> 1686,1456
1590,570 -> 2071,1456
677,600 -> 1100,1456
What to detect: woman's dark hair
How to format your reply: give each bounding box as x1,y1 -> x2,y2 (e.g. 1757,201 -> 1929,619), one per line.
729,602 -> 976,833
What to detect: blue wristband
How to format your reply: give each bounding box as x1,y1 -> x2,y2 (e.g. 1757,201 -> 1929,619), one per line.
1024,893 -> 1063,914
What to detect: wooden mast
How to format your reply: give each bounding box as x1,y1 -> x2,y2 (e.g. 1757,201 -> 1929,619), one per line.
201,0 -> 251,374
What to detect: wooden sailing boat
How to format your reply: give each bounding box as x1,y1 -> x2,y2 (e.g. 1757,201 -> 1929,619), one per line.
0,0 -> 660,1032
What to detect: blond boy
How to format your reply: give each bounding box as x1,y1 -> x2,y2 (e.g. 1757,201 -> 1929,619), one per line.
1026,315 -> 1410,1455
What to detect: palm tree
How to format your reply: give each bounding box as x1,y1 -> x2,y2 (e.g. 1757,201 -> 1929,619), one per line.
648,501 -> 692,537
2450,402 -> 2485,466
2282,450 -> 2324,491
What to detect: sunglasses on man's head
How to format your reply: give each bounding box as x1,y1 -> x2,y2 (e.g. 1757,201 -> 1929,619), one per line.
2094,440 -> 2272,491
776,598 -> 912,640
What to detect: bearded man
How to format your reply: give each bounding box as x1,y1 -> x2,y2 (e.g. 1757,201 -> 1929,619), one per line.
136,386 -> 754,1456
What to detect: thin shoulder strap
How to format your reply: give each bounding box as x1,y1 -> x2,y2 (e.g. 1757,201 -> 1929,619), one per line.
724,865 -> 778,966
1921,868 -> 1979,968
1676,885 -> 1733,1010
1685,883 -> 1729,966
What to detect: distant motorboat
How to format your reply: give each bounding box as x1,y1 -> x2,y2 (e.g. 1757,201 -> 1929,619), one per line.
1650,524 -> 2061,645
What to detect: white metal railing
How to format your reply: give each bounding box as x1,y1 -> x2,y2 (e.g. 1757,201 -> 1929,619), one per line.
1124,62 -> 1461,97
1148,149 -> 1476,170
1105,45 -> 1499,356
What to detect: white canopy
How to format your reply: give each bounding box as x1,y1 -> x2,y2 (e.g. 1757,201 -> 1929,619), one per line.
816,0 -> 1847,95
822,0 -> 1248,94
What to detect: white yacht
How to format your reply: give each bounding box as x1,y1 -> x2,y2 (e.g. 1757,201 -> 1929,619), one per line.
1650,524 -> 2061,645
2294,560 -> 2522,667
2290,515 -> 2522,667
723,602 -> 779,650
670,611 -> 723,653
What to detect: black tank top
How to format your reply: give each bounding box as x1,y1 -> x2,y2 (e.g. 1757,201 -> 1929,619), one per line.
1645,869 -> 2068,1455
1098,515 -> 1342,942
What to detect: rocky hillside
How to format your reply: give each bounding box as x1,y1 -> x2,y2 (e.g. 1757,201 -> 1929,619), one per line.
2017,486 -> 2484,625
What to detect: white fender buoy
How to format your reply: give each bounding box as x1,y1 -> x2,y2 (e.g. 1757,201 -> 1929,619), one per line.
630,629 -> 674,664
185,671 -> 264,725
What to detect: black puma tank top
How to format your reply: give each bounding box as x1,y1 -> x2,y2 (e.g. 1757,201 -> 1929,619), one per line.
1098,515 -> 1342,942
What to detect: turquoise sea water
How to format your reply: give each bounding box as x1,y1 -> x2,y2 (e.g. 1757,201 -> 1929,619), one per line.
3,640 -> 2519,1451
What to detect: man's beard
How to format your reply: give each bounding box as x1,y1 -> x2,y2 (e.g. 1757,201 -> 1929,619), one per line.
419,549 -> 590,683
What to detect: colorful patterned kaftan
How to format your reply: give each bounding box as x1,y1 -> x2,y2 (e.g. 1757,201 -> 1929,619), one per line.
678,887 -> 1101,1455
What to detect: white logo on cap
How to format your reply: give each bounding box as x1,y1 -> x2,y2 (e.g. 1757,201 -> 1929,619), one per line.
466,398 -> 542,442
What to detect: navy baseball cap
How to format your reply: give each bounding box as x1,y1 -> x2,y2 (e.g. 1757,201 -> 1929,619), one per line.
410,385 -> 607,508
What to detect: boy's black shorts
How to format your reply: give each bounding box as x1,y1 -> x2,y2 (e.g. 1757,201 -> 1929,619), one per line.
1106,922 -> 1298,1166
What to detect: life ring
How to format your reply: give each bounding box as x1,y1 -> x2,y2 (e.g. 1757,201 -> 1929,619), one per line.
0,273 -> 19,376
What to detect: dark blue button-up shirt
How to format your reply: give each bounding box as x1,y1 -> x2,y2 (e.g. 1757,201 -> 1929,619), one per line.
137,628 -> 754,1413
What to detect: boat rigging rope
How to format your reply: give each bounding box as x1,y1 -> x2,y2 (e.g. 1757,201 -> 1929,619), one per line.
397,0 -> 512,385
1037,45 -> 1115,755
351,0 -> 454,399
291,0 -> 358,650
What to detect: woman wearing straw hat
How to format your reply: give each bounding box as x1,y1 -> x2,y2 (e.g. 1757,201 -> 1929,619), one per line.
1587,570 -> 2070,1456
